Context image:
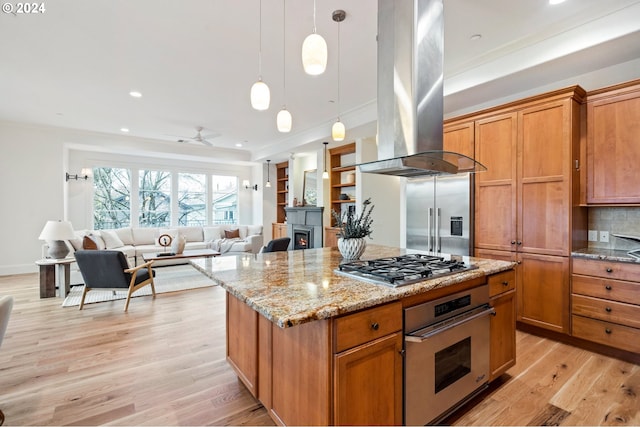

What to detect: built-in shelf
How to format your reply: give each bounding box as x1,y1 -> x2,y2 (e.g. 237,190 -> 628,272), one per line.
329,142 -> 357,229
275,161 -> 289,224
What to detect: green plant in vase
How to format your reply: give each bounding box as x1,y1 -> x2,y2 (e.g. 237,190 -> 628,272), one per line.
331,198 -> 374,259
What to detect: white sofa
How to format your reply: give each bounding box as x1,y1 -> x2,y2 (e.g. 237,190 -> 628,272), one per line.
69,225 -> 263,266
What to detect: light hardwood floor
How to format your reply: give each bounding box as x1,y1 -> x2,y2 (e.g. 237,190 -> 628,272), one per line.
0,272 -> 638,426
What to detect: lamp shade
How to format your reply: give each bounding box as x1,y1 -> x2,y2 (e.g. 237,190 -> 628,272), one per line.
250,79 -> 271,110
39,220 -> 75,241
332,120 -> 345,141
301,33 -> 328,75
277,108 -> 292,132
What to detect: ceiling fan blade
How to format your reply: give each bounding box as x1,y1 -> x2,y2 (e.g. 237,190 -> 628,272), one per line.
201,139 -> 213,147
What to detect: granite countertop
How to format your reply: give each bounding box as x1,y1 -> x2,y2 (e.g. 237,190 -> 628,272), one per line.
191,244 -> 515,328
572,247 -> 640,264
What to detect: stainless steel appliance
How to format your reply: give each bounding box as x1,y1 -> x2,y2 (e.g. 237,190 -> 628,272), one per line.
406,173 -> 473,256
404,285 -> 494,425
336,253 -> 477,287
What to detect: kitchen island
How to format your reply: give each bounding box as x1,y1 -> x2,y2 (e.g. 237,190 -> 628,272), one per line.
191,245 -> 515,426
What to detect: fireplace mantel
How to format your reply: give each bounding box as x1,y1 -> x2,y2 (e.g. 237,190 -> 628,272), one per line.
284,207 -> 324,249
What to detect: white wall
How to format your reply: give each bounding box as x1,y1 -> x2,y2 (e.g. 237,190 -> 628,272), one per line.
0,121 -> 259,275
357,136 -> 402,248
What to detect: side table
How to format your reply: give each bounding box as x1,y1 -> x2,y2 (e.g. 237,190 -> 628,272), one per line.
35,258 -> 76,298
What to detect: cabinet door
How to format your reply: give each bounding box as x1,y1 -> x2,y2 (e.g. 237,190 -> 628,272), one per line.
518,100 -> 572,256
444,121 -> 475,159
490,289 -> 516,381
334,333 -> 403,426
587,88 -> 640,204
517,253 -> 570,333
474,113 -> 517,252
226,293 -> 258,397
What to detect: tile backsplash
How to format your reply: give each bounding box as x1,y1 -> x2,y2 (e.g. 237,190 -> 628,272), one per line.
589,207 -> 640,250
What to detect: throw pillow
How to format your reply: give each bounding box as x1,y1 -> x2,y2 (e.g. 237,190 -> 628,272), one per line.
225,229 -> 240,239
101,230 -> 125,249
82,235 -> 99,250
203,226 -> 222,242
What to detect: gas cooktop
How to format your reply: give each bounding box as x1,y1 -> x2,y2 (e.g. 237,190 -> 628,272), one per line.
335,253 -> 477,287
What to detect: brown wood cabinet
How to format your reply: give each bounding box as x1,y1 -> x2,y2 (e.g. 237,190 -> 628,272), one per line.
586,79 -> 640,204
272,222 -> 287,240
324,226 -> 341,248
443,120 -> 475,159
571,258 -> 640,353
226,293 -> 258,397
462,86 -> 587,334
488,269 -> 516,381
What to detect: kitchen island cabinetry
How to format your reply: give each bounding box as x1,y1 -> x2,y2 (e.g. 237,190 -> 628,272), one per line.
586,79 -> 640,204
488,269 -> 516,381
571,257 -> 640,354
213,246 -> 515,427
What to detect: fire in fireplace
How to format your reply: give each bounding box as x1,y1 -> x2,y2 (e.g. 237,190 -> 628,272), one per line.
293,228 -> 313,250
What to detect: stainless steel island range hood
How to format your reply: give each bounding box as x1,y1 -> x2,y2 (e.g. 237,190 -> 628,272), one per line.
358,0 -> 486,177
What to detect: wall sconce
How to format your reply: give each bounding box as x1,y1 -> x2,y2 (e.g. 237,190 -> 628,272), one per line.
243,180 -> 258,191
66,168 -> 91,181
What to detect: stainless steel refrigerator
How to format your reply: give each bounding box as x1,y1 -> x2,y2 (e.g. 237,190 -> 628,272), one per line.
406,173 -> 473,256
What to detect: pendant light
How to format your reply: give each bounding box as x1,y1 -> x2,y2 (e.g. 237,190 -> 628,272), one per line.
322,142 -> 329,179
266,159 -> 272,188
301,0 -> 327,76
277,0 -> 292,132
331,10 -> 346,141
251,0 -> 270,110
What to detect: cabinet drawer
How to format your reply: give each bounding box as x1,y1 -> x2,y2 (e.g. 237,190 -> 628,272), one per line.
334,302 -> 402,353
573,257 -> 640,282
572,295 -> 640,329
572,315 -> 640,354
572,274 -> 640,305
488,269 -> 516,297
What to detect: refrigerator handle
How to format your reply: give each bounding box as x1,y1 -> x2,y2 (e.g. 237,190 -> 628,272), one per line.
436,207 -> 441,253
428,208 -> 433,252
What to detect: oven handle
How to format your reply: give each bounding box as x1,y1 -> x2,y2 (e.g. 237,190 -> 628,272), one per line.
405,306 -> 495,342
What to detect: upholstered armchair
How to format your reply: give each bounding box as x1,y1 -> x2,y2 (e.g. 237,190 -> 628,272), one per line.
74,250 -> 156,311
0,295 -> 13,426
262,237 -> 291,253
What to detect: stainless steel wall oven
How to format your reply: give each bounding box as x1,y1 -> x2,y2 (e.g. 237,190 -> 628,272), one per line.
404,285 -> 494,425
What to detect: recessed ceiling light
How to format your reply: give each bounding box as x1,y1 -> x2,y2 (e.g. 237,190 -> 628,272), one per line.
470,34 -> 482,41
129,91 -> 142,98
120,128 -> 129,133
549,0 -> 566,4
235,143 -> 243,147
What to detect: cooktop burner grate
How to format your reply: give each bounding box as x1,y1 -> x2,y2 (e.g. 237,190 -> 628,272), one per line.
336,254 -> 477,287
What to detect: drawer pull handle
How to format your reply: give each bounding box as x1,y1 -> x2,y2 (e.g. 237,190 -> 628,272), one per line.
605,307 -> 612,313
605,285 -> 612,291
606,268 -> 613,273
605,328 -> 612,334
517,241 -> 522,245
371,322 -> 379,331
502,281 -> 509,286
511,240 -> 516,245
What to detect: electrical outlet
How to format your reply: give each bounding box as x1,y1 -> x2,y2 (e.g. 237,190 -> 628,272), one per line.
600,231 -> 610,243
588,230 -> 598,242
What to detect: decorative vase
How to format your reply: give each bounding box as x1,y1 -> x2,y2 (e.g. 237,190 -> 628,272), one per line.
171,235 -> 186,254
338,237 -> 366,260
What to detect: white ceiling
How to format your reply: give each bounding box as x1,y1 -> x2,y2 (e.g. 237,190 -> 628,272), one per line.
1,0 -> 640,163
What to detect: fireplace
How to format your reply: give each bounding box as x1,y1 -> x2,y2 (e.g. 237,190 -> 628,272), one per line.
284,206 -> 323,249
293,227 -> 313,250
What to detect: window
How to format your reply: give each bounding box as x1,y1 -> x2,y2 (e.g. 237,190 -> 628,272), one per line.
139,169 -> 171,227
212,175 -> 238,224
92,167 -> 131,230
178,173 -> 206,226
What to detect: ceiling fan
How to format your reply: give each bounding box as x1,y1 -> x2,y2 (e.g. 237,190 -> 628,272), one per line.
177,126 -> 220,147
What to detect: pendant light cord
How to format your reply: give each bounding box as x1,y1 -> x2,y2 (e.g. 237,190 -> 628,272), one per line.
282,0 -> 286,106
258,0 -> 263,79
337,20 -> 341,119
313,0 -> 317,33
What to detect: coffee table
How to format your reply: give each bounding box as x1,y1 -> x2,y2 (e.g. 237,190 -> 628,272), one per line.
142,248 -> 220,262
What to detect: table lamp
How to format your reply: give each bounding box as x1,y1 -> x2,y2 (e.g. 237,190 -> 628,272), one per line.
38,220 -> 75,259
